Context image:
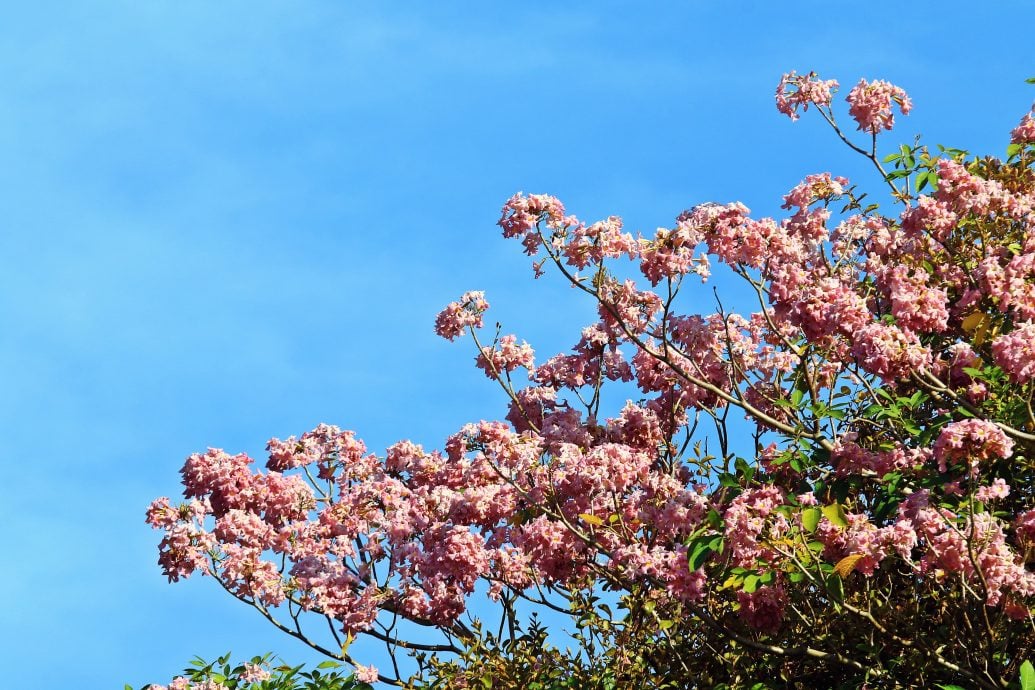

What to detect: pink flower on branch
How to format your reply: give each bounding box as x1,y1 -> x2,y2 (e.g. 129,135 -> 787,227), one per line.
355,664 -> 379,683
992,321 -> 1035,383
775,70 -> 839,121
434,290 -> 490,341
476,334 -> 535,378
975,479 -> 1011,502
933,419 -> 1014,475
737,584 -> 787,634
845,78 -> 912,133
1011,107 -> 1035,144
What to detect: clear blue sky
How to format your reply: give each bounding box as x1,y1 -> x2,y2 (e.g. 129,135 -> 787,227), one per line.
1,2 -> 1031,687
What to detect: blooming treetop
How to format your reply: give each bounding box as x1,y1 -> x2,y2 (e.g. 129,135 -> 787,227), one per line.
147,72 -> 1035,690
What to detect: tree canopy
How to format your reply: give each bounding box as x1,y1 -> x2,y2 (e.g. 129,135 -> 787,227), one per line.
144,71 -> 1035,690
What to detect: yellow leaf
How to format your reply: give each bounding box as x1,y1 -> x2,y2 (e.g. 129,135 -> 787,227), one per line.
821,503 -> 849,529
962,311 -> 993,346
834,554 -> 864,578
961,311 -> 985,332
579,512 -> 604,526
720,574 -> 744,591
341,631 -> 354,656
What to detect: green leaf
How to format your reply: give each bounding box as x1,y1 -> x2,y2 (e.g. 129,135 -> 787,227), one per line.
719,472 -> 739,488
317,661 -> 342,669
915,171 -> 929,192
743,574 -> 760,593
1025,76 -> 1035,84
1008,143 -> 1023,157
1021,659 -> 1035,690
688,534 -> 721,571
935,685 -> 967,690
826,570 -> 844,601
821,503 -> 848,528
801,507 -> 821,532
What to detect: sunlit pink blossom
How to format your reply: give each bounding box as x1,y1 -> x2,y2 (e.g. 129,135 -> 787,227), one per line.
775,71 -> 838,121
434,290 -> 489,340
1011,107 -> 1035,144
845,78 -> 912,133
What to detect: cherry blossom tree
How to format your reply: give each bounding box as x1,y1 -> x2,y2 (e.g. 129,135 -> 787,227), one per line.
146,71 -> 1035,690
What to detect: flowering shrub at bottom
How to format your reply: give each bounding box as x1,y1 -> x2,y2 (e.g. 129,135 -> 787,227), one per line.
145,71 -> 1035,689
129,653 -> 374,690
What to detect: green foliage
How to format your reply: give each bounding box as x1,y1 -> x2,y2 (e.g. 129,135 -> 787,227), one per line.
131,653 -> 372,690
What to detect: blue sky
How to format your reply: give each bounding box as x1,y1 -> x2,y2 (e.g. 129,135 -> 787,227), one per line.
1,2 -> 1032,687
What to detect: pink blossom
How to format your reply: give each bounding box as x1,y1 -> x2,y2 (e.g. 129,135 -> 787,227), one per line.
933,419 -> 1014,474
476,334 -> 535,378
934,159 -> 1014,217
563,216 -> 637,269
723,486 -> 786,568
737,584 -> 787,634
1011,107 -> 1035,144
434,291 -> 489,341
180,449 -> 258,516
266,423 -> 366,474
146,497 -> 181,529
775,71 -> 838,121
639,225 -> 710,285
781,173 -> 848,215
147,77 -> 1035,674
354,664 -> 379,683
878,264 -> 949,333
155,522 -> 214,582
797,492 -> 818,506
239,662 -> 272,683
1015,510 -> 1035,547
910,508 -> 1035,607
849,321 -> 932,381
992,321 -> 1035,383
662,548 -> 708,603
498,193 -> 566,238
975,479 -> 1010,502
845,78 -> 912,133
899,196 -> 959,243
505,385 -> 557,433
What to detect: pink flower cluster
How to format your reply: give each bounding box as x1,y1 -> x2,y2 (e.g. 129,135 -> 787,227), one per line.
775,70 -> 839,121
911,502 -> 1035,611
845,78 -> 912,133
737,585 -> 788,634
1012,107 -> 1035,144
933,419 -> 1014,475
434,291 -> 490,341
476,334 -> 535,378
991,321 -> 1035,383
